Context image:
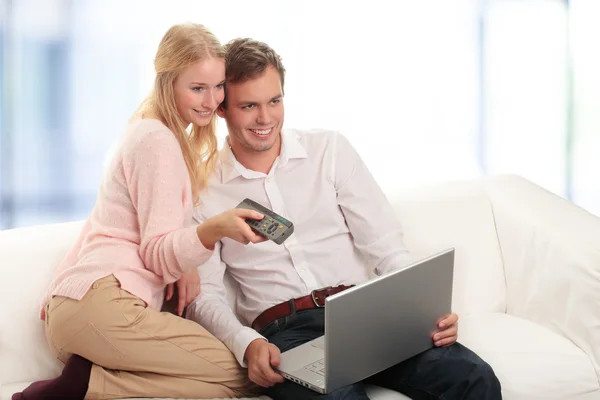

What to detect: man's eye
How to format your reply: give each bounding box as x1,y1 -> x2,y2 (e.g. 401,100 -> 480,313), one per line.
242,104 -> 255,110
270,99 -> 280,105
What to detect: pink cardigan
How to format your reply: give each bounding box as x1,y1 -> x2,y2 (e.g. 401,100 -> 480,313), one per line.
42,119 -> 213,311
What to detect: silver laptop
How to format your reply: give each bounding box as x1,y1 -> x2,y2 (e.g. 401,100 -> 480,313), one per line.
276,248 -> 455,394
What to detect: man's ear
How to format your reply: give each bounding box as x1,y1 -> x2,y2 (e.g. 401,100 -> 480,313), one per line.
216,105 -> 226,118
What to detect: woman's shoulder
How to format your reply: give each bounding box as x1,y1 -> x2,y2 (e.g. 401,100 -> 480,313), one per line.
123,118 -> 180,152
127,118 -> 172,139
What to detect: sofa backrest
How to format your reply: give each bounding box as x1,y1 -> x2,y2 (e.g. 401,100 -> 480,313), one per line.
386,179 -> 506,315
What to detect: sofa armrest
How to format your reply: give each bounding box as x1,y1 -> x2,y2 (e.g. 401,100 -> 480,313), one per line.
0,221 -> 83,385
485,174 -> 600,380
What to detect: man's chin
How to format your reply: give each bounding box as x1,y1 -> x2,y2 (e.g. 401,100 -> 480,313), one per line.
256,145 -> 275,153
244,136 -> 277,152
246,141 -> 275,153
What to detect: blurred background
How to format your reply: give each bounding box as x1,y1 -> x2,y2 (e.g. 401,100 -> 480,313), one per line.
0,0 -> 598,230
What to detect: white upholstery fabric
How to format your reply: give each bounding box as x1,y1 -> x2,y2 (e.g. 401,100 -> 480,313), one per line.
0,383 -> 410,400
486,175 -> 600,380
388,179 -> 507,315
0,221 -> 83,385
459,313 -> 598,399
0,383 -> 272,400
1,174 -> 598,400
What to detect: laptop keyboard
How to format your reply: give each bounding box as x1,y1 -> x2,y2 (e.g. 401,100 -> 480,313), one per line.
304,358 -> 325,376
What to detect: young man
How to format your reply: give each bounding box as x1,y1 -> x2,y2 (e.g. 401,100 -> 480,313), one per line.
186,38 -> 502,399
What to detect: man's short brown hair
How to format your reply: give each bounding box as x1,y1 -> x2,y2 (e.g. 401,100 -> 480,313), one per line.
222,38 -> 286,108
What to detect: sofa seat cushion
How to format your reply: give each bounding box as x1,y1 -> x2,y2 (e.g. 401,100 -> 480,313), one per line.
459,312 -> 599,399
0,382 -> 271,400
1,382 -> 410,400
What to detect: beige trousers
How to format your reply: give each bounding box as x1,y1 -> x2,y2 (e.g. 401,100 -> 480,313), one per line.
45,275 -> 256,399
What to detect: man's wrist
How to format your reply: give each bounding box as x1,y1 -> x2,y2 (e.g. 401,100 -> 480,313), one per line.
233,329 -> 267,367
244,338 -> 267,361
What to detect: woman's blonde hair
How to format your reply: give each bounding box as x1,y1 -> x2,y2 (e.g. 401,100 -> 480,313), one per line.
133,23 -> 225,205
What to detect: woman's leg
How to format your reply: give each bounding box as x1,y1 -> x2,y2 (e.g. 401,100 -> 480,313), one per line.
13,354 -> 91,400
15,275 -> 254,400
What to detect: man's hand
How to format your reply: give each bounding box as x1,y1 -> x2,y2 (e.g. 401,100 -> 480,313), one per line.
245,338 -> 285,387
433,313 -> 459,347
165,269 -> 200,316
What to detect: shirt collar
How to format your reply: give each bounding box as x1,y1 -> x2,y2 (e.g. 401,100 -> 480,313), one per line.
220,129 -> 308,184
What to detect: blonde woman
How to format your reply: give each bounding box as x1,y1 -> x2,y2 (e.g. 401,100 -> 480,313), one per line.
13,24 -> 264,400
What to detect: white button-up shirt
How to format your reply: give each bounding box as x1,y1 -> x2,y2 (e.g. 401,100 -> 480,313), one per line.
187,129 -> 412,366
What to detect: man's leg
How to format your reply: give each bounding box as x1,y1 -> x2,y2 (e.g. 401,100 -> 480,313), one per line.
262,308 -> 369,400
366,342 -> 501,400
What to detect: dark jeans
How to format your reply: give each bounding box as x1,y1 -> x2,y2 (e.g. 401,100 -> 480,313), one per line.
261,308 -> 501,400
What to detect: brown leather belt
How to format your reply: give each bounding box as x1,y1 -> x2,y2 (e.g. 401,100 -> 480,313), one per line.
251,285 -> 354,332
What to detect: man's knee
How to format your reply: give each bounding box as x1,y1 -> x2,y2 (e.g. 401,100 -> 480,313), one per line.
452,350 -> 502,398
471,361 -> 502,395
445,343 -> 501,397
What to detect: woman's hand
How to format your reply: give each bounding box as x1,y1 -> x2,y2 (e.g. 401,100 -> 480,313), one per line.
197,208 -> 267,249
165,269 -> 201,316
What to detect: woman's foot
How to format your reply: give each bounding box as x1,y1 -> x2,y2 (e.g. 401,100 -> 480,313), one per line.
12,354 -> 92,400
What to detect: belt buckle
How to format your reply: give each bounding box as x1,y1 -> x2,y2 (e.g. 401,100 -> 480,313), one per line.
311,287 -> 331,308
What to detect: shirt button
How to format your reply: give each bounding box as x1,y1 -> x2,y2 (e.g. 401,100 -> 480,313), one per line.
266,177 -> 272,183
300,268 -> 306,272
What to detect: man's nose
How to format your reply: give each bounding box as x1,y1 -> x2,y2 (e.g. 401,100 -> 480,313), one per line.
256,107 -> 271,125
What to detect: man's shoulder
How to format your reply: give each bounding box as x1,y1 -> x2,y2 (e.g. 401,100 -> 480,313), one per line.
194,169 -> 236,216
285,127 -> 341,140
284,128 -> 345,153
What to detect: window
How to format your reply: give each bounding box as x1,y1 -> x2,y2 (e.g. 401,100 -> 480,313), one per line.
0,0 -> 597,230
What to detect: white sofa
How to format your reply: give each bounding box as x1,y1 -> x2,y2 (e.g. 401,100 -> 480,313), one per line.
1,174 -> 599,400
